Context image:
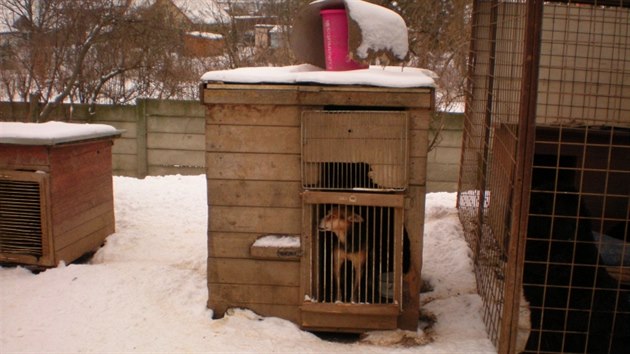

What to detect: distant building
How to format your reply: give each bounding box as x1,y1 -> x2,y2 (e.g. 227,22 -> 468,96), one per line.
255,24 -> 287,49
131,0 -> 229,57
184,31 -> 225,57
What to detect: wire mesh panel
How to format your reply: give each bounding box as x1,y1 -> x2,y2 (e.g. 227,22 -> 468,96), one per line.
458,1 -> 530,351
525,126 -> 630,353
537,3 -> 630,127
301,111 -> 408,192
459,1 -> 630,353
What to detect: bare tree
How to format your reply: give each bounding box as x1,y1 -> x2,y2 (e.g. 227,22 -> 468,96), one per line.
251,0 -> 310,66
377,0 -> 472,112
79,1 -> 189,108
0,0 -> 135,120
0,0 -> 222,119
1,0 -> 473,118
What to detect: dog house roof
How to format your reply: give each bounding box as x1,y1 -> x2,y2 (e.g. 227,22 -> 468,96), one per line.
0,121 -> 122,145
200,64 -> 436,88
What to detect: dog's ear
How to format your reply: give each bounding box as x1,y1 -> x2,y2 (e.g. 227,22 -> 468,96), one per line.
348,213 -> 364,223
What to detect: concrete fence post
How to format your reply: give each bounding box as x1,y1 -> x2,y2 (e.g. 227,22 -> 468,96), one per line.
135,98 -> 148,178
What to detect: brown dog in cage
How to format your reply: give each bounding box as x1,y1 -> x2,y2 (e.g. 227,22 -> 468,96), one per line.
318,206 -> 367,303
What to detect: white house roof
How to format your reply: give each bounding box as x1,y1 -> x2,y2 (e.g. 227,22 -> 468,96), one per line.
130,0 -> 230,25
1,1 -> 231,34
172,0 -> 230,25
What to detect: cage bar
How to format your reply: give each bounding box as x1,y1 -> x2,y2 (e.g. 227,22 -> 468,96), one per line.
300,190 -> 404,331
302,191 -> 404,305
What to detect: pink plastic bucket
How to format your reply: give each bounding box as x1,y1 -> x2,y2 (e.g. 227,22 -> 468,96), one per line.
320,9 -> 368,71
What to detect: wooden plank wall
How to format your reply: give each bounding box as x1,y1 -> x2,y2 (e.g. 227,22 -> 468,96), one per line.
206,103 -> 303,322
48,140 -> 116,265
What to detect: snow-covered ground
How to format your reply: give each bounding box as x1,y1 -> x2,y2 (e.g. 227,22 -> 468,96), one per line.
0,175 -> 495,353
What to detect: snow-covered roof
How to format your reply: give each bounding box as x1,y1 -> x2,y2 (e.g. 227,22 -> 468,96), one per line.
130,0 -> 230,25
187,31 -> 223,40
171,0 -> 230,25
201,64 -> 437,88
0,121 -> 121,145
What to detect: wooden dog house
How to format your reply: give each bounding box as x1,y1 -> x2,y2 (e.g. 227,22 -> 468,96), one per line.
201,66 -> 435,332
0,122 -> 120,267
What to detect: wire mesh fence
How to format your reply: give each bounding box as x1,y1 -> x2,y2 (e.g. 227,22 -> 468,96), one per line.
458,1 -> 629,353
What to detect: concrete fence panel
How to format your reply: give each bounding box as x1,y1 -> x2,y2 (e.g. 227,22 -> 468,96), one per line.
0,100 -> 462,192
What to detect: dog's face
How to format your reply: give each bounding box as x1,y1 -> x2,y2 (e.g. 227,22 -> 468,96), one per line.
318,207 -> 364,235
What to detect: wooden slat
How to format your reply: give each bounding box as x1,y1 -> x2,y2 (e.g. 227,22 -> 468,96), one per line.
207,180 -> 301,208
208,300 -> 300,324
300,302 -> 399,332
409,157 -> 427,186
50,175 -> 112,221
55,222 -> 114,265
209,206 -> 301,234
399,185 -> 424,330
0,144 -> 51,171
50,159 -> 112,200
206,125 -> 299,154
206,104 -> 301,126
203,84 -> 434,108
208,258 -> 300,286
209,283 -> 300,305
206,153 -> 300,181
409,129 -> 429,158
409,109 -> 432,130
302,190 -> 404,208
209,232 -> 260,259
54,208 -> 114,251
209,232 -> 302,260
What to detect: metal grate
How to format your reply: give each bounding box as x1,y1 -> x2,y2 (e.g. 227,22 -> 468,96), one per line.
302,192 -> 404,306
301,110 -> 409,192
0,178 -> 43,257
524,125 -> 630,353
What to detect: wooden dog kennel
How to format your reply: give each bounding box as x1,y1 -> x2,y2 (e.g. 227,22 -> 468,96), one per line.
201,68 -> 434,332
0,122 -> 120,267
